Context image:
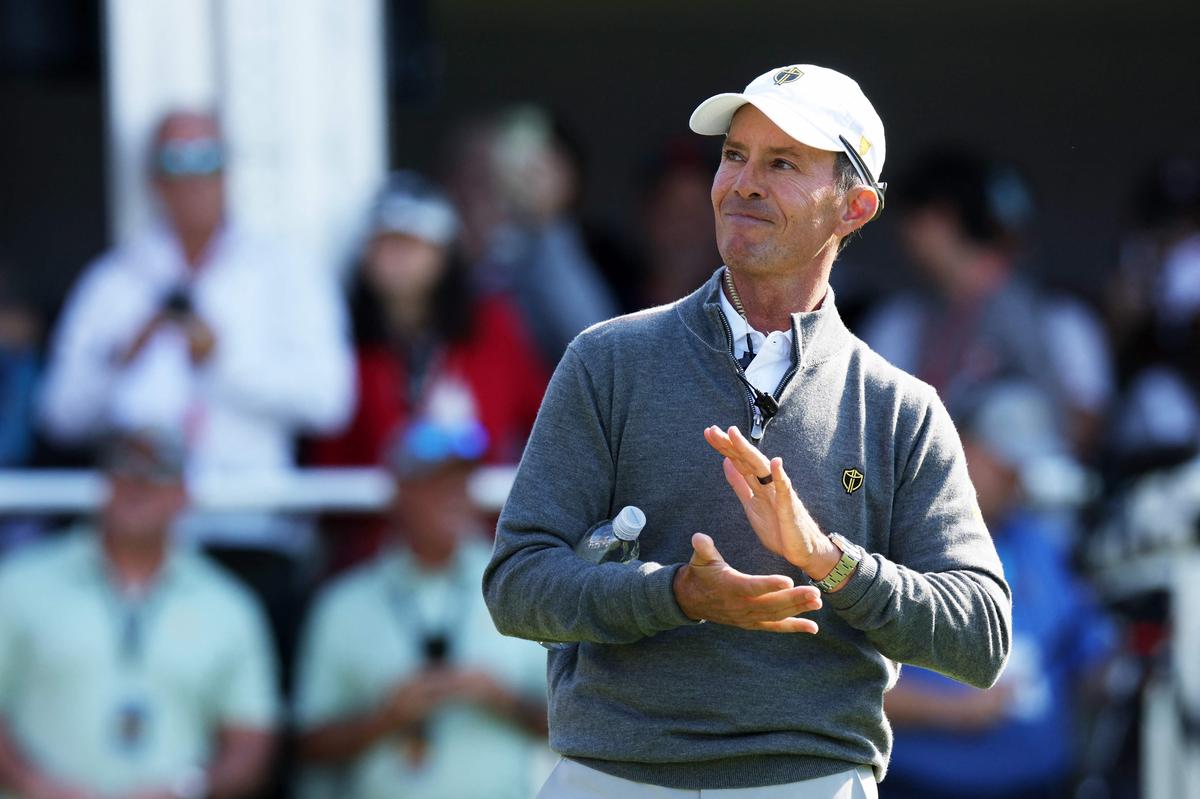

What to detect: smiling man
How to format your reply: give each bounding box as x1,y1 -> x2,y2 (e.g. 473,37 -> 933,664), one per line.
484,64 -> 1012,799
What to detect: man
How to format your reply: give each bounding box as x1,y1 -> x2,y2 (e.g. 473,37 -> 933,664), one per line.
38,108 -> 353,515
0,430 -> 278,799
484,64 -> 1012,797
295,416 -> 549,799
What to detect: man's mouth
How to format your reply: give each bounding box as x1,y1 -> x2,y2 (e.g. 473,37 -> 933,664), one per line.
723,207 -> 773,224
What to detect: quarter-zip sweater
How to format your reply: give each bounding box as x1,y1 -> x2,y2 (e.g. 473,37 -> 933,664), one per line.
483,268 -> 1012,789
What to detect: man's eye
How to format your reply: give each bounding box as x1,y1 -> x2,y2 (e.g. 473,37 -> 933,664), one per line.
772,159 -> 796,170
723,150 -> 745,162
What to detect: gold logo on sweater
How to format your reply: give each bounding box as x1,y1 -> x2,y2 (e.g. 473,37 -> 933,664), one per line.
842,468 -> 864,494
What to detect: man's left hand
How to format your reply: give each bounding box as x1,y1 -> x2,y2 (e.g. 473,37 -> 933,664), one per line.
182,315 -> 216,364
703,425 -> 841,580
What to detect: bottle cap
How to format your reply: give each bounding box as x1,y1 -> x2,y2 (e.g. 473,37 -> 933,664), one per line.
612,506 -> 646,541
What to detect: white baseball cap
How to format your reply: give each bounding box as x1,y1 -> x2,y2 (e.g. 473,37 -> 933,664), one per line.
690,64 -> 887,199
369,171 -> 460,247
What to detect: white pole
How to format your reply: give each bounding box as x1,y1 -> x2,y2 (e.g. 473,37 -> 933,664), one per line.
102,0 -> 387,276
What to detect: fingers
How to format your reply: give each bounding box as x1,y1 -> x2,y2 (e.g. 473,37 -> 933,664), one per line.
770,456 -> 797,521
690,532 -> 722,566
722,457 -> 756,506
747,584 -> 822,617
754,617 -> 820,635
727,426 -> 771,475
704,425 -> 771,480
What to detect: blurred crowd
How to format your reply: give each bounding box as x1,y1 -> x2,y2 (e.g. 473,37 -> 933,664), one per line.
0,104 -> 1198,798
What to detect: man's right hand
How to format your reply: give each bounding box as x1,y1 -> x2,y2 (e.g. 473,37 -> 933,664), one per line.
672,533 -> 822,633
381,670 -> 458,730
115,313 -> 167,366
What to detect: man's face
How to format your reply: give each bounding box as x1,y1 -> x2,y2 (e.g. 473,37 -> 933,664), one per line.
152,114 -> 225,238
365,233 -> 448,300
102,473 -> 186,544
390,464 -> 479,562
711,105 -> 845,276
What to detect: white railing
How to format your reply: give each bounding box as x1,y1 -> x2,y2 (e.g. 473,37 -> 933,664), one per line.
0,466 -> 518,514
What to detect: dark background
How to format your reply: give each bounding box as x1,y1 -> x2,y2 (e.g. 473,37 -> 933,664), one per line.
3,0 -> 1198,323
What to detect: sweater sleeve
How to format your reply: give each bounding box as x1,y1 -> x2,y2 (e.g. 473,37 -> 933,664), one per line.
483,343 -> 695,645
824,391 -> 1012,689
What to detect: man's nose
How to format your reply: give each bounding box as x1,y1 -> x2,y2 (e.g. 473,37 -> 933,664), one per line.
730,159 -> 766,199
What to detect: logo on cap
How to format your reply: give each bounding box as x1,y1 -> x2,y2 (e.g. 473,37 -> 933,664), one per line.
773,67 -> 804,85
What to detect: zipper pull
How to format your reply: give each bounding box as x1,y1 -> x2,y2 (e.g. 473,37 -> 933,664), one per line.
750,404 -> 765,442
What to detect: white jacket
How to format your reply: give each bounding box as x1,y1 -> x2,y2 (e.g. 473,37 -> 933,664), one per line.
40,224 -> 355,477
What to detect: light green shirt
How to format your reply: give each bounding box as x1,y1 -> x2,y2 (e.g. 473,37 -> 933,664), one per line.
0,531 -> 278,797
295,538 -> 548,799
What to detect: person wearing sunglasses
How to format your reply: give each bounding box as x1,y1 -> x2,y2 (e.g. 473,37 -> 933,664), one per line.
295,416 -> 549,799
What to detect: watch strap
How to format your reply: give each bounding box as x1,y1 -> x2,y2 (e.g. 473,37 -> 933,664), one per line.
814,532 -> 862,593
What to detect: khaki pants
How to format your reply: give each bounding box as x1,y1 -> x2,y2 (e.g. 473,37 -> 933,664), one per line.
538,758 -> 878,799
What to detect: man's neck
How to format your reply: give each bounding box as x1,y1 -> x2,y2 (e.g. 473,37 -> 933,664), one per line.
101,531 -> 169,591
724,267 -> 830,333
176,225 -> 220,269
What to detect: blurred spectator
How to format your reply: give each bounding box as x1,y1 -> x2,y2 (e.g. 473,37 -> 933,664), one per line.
295,417 -> 548,799
859,148 -> 1112,453
38,109 -> 354,481
1107,157 -> 1200,473
311,171 -> 547,471
634,138 -> 721,309
36,110 -> 355,680
885,382 -> 1115,799
0,270 -> 38,468
0,429 -> 278,799
444,109 -> 620,364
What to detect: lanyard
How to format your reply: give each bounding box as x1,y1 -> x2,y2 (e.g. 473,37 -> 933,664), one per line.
100,571 -> 169,671
99,569 -> 170,756
384,552 -> 473,665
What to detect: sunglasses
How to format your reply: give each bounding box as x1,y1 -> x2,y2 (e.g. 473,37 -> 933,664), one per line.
154,138 -> 225,179
404,419 -> 489,466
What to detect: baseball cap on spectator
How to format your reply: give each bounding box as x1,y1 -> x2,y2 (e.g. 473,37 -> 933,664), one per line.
962,381 -> 1066,470
369,171 -> 460,247
689,64 -> 887,199
101,427 -> 187,482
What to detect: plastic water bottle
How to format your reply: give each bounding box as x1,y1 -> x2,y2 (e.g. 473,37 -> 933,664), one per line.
574,505 -> 645,565
540,506 -> 646,650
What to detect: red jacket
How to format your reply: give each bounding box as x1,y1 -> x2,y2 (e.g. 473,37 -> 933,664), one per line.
312,295 -> 549,467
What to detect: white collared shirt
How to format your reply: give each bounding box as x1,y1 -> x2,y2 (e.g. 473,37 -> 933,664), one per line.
718,279 -> 796,396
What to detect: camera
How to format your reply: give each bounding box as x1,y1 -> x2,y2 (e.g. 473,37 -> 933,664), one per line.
162,287 -> 193,317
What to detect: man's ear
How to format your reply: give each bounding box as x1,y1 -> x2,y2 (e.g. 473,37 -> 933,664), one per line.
839,186 -> 880,234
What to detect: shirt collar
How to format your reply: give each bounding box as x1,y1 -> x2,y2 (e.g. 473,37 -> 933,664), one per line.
717,274 -> 796,359
681,267 -> 852,369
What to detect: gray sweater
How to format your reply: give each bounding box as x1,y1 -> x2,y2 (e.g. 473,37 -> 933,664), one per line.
483,269 -> 1011,789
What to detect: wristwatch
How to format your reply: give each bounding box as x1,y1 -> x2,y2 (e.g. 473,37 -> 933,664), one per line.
813,532 -> 863,593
